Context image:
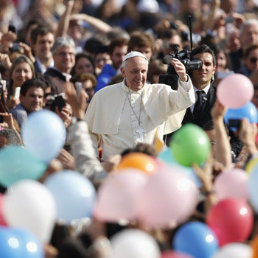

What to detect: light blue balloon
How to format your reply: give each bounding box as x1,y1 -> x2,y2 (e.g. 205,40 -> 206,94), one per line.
248,166 -> 258,213
0,226 -> 43,258
21,110 -> 66,163
158,148 -> 177,165
173,222 -> 219,258
224,102 -> 258,131
44,170 -> 96,222
0,146 -> 47,187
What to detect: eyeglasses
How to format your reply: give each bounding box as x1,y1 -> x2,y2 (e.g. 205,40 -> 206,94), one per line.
85,87 -> 95,93
56,52 -> 75,57
250,57 -> 258,64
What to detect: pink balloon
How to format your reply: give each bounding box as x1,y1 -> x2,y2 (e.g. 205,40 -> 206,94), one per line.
217,73 -> 254,108
136,167 -> 199,228
94,169 -> 148,222
214,168 -> 249,201
161,250 -> 193,258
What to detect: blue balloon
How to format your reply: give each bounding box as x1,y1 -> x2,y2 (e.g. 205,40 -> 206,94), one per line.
0,227 -> 43,258
224,102 -> 258,131
173,222 -> 219,258
21,110 -> 66,163
0,146 -> 47,187
44,170 -> 96,222
248,166 -> 258,213
12,228 -> 44,258
158,148 -> 177,165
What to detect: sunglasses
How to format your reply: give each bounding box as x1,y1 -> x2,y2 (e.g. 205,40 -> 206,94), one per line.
250,57 -> 258,63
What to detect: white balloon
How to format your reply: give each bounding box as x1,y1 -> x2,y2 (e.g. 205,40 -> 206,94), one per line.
3,180 -> 57,243
212,243 -> 252,258
111,229 -> 160,258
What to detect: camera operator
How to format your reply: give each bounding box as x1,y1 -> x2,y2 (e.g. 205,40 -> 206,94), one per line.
182,44 -> 217,128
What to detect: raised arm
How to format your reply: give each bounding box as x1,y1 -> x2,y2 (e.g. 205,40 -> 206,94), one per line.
211,100 -> 232,170
55,0 -> 74,37
70,13 -> 112,34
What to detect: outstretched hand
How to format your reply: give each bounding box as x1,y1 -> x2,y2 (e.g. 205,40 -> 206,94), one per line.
65,82 -> 88,119
171,58 -> 187,82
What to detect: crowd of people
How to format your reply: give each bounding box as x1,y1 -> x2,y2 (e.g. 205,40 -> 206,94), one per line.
1,0 -> 258,257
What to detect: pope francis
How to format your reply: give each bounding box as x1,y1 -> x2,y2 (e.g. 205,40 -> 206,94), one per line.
85,51 -> 195,160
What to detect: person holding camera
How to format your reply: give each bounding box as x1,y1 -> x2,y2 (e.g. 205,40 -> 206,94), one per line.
85,51 -> 195,161
181,44 -> 217,129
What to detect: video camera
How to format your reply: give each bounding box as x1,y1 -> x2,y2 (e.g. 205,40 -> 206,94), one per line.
159,16 -> 203,90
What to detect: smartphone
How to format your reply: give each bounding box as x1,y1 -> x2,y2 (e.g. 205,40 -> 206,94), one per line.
75,82 -> 82,96
228,119 -> 241,129
14,87 -> 21,99
8,24 -> 16,34
55,95 -> 66,112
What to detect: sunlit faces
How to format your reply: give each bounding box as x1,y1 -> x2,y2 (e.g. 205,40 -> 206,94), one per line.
241,24 -> 258,50
82,79 -> 95,99
245,48 -> 258,72
33,32 -> 54,60
111,45 -> 128,70
74,57 -> 95,76
53,46 -> 75,73
191,52 -> 216,90
120,56 -> 148,91
216,51 -> 227,72
11,62 -> 34,88
20,87 -> 44,113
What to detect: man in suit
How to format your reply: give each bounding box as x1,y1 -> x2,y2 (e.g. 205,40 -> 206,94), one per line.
182,44 -> 216,128
31,25 -> 55,75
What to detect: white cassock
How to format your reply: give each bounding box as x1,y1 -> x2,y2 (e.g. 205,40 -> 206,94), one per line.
85,78 -> 195,160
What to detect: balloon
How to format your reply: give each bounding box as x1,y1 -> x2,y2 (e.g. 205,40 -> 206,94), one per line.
3,180 -> 56,243
248,167 -> 258,212
173,221 -> 218,258
111,229 -> 160,258
136,167 -> 199,228
213,243 -> 252,258
158,148 -> 177,165
21,110 -> 66,163
117,153 -> 157,175
0,226 -> 44,258
251,235 -> 258,258
0,194 -> 7,226
207,198 -> 253,246
94,169 -> 148,222
45,170 -> 96,222
170,123 -> 211,167
217,73 -> 254,108
214,168 -> 249,201
12,228 -> 44,258
224,102 -> 258,132
161,250 -> 193,258
245,156 -> 258,174
0,146 -> 47,187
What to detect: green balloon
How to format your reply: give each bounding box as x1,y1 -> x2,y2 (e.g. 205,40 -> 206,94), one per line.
0,145 -> 47,187
170,124 -> 211,167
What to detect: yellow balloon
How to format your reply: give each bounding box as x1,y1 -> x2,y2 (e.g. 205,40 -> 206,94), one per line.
245,157 -> 258,174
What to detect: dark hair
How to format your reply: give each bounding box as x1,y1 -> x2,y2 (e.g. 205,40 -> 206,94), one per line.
83,37 -> 107,54
190,44 -> 216,66
71,53 -> 96,76
108,37 -> 129,55
71,72 -> 97,87
243,44 -> 258,59
20,78 -> 46,96
30,24 -> 54,44
128,31 -> 154,52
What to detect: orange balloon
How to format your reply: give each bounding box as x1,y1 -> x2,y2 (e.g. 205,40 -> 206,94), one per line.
117,153 -> 157,175
251,235 -> 258,258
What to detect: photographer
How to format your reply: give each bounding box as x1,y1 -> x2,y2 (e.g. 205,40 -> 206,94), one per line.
182,44 -> 217,128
